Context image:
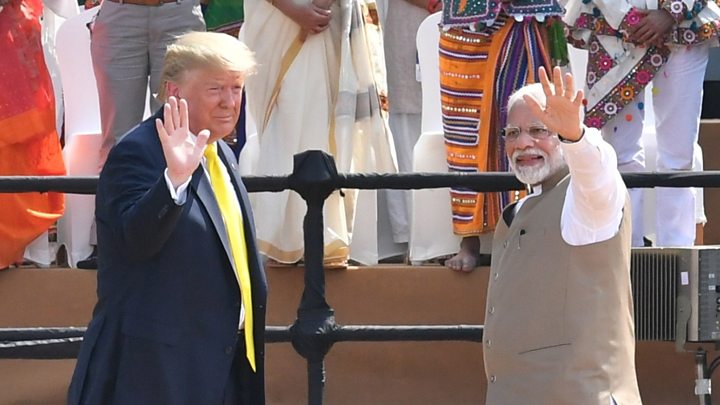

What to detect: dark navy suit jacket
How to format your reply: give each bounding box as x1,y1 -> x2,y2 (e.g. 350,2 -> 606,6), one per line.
68,111 -> 267,404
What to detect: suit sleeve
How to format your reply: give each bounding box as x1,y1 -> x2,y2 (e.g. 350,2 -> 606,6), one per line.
98,137 -> 186,261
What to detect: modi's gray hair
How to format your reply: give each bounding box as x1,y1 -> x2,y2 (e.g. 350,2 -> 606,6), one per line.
506,82 -> 546,113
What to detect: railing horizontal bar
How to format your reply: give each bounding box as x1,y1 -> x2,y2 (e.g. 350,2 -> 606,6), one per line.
266,326 -> 292,342
337,171 -> 720,190
0,327 -> 86,341
0,337 -> 83,359
332,325 -> 484,342
0,325 -> 483,359
0,325 -> 485,358
2,171 -> 720,195
0,176 -> 99,194
235,176 -> 290,192
0,176 -> 292,194
0,327 -> 292,343
620,172 -> 720,188
337,173 -> 524,191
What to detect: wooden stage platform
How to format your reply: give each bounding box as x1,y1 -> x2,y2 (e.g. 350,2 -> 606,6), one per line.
1,265 -> 718,404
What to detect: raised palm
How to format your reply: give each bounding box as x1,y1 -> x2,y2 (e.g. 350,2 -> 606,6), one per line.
155,97 -> 209,188
524,66 -> 585,141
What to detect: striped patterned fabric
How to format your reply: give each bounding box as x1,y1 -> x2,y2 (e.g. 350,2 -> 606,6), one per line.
439,18 -> 551,236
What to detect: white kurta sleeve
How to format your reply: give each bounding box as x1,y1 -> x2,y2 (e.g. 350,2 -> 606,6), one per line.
560,127 -> 626,246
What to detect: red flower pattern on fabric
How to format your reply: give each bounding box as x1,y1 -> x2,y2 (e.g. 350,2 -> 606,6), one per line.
599,55 -> 613,71
636,70 -> 651,85
586,117 -> 603,128
626,9 -> 642,25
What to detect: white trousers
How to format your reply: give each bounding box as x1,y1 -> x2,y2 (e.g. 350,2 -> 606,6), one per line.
382,112 -> 422,244
602,43 -> 709,247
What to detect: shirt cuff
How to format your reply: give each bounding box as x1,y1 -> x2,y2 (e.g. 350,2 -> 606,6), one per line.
560,126 -> 599,152
164,168 -> 191,205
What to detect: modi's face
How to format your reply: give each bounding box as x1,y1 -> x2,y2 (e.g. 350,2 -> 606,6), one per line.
504,102 -> 566,186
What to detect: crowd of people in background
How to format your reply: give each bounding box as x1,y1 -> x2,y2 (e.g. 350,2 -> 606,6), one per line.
1,0 -> 718,270
4,0 -> 719,402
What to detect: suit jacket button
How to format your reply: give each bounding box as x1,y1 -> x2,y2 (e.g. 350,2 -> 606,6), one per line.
236,301 -> 241,308
225,346 -> 233,355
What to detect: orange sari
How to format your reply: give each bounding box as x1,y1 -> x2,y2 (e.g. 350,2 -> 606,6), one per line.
0,0 -> 66,267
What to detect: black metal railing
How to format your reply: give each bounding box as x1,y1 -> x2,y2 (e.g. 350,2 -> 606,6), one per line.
3,150 -> 720,404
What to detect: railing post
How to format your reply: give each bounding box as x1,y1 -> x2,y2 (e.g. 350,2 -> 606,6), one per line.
288,151 -> 340,405
695,348 -> 712,405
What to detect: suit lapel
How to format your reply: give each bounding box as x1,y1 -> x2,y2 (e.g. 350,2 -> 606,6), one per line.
189,165 -> 236,272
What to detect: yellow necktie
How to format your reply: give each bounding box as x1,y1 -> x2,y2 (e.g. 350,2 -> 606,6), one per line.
204,143 -> 256,372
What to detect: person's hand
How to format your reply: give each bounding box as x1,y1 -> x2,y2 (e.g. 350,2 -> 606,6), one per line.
313,0 -> 333,9
426,0 -> 442,13
524,66 -> 585,141
277,0 -> 332,40
156,97 -> 209,188
628,9 -> 674,47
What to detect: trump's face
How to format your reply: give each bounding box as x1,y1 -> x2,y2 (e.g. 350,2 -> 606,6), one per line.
168,67 -> 244,142
504,101 -> 566,186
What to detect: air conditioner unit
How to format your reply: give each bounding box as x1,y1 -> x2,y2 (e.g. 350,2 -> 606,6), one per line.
631,246 -> 720,348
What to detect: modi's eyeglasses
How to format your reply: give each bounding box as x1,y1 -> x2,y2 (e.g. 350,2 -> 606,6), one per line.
501,125 -> 552,142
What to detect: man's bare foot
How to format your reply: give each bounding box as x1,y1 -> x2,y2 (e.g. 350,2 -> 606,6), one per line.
445,236 -> 480,272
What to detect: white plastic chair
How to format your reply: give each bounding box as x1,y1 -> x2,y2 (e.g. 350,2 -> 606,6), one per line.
409,12 -> 462,263
55,7 -> 155,266
54,7 -> 101,268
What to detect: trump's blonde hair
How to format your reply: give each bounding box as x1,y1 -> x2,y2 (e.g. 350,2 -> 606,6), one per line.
157,32 -> 257,101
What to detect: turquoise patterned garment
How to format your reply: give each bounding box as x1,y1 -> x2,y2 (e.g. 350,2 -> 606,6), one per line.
441,0 -> 564,28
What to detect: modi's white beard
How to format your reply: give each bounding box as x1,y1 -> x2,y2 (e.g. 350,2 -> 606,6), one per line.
508,147 -> 567,186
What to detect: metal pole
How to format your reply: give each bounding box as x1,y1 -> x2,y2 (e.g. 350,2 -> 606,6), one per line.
695,348 -> 712,405
288,151 -> 341,405
302,196 -> 329,405
308,360 -> 326,405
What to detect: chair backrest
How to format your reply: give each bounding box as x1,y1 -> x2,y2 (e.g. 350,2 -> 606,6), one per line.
55,7 -> 101,141
416,12 -> 443,136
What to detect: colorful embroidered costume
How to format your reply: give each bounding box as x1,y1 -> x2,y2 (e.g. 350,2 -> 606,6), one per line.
0,0 -> 65,267
564,0 -> 720,246
440,2 -> 563,236
565,0 -> 720,128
